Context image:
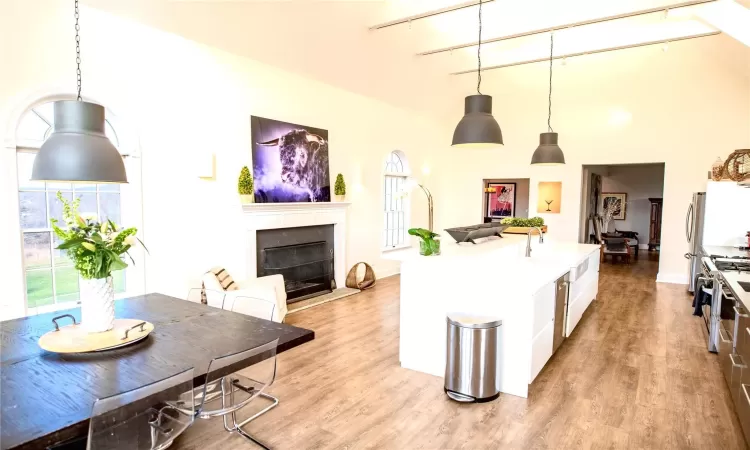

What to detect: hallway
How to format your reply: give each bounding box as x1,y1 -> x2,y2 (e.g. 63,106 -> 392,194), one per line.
183,257 -> 747,449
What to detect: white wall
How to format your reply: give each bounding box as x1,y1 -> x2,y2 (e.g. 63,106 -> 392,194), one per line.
600,164 -> 665,246
438,38 -> 750,285
0,1 -> 444,318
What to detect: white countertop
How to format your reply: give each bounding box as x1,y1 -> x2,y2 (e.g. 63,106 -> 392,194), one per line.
383,234 -> 600,295
722,271 -> 750,306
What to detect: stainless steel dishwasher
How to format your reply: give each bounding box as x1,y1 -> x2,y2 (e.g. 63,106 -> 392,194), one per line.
552,273 -> 569,354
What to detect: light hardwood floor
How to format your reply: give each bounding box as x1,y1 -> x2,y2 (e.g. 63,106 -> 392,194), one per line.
180,255 -> 747,449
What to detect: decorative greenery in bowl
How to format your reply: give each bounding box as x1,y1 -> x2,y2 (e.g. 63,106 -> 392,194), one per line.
500,217 -> 545,227
408,228 -> 441,256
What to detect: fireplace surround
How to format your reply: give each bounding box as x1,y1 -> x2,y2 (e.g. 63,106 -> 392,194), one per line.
243,202 -> 350,303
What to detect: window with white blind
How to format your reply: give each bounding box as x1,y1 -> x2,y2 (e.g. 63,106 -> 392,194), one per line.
383,151 -> 410,249
15,101 -> 138,314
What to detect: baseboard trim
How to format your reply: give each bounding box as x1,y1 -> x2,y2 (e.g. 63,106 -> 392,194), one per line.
656,272 -> 688,285
377,268 -> 401,279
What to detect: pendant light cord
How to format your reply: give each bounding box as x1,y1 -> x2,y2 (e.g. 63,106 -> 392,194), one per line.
75,0 -> 82,101
547,31 -> 553,132
477,0 -> 483,95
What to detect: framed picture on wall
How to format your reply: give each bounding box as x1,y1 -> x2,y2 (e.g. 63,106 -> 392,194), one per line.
601,192 -> 627,220
486,182 -> 516,218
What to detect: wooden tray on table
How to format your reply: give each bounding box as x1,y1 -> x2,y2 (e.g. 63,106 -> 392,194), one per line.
38,315 -> 154,353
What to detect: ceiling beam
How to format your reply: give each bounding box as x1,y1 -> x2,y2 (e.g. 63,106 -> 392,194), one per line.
369,0 -> 495,30
450,30 -> 720,74
419,0 -> 717,56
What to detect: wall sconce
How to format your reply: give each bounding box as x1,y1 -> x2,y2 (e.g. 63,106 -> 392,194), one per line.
197,152 -> 216,180
537,182 -> 562,213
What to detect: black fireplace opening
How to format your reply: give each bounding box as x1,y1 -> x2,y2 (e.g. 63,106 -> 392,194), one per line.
256,225 -> 334,303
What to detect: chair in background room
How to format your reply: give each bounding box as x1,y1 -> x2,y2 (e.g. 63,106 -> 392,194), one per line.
201,267 -> 288,322
614,228 -> 640,259
172,339 -> 280,450
87,368 -> 194,450
592,216 -> 631,264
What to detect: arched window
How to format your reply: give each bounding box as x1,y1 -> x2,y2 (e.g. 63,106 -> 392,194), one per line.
383,150 -> 410,249
15,100 -> 141,314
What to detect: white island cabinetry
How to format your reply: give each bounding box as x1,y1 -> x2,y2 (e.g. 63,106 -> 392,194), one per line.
385,235 -> 600,399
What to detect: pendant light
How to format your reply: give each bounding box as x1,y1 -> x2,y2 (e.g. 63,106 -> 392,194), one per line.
32,0 -> 127,183
451,0 -> 503,148
531,32 -> 565,165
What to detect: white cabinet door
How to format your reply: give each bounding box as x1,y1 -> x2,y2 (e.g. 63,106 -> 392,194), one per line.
566,276 -> 598,336
532,281 -> 555,338
529,319 -> 554,382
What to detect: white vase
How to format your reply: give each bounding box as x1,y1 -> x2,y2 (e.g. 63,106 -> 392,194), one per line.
240,194 -> 254,204
80,276 -> 115,333
335,194 -> 346,202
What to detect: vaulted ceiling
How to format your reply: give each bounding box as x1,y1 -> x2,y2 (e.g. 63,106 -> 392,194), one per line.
83,0 -> 749,118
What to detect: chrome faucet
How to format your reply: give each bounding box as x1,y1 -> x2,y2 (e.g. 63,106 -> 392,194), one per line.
525,227 -> 544,257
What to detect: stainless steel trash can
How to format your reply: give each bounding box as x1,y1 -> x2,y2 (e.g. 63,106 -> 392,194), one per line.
444,314 -> 502,402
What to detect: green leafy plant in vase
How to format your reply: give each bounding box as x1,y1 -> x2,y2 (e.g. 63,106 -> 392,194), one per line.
238,166 -> 254,204
51,192 -> 146,333
334,173 -> 346,201
409,228 -> 441,256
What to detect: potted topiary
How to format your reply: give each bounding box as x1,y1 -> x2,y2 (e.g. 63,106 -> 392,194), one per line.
408,228 -> 441,256
238,166 -> 254,204
334,173 -> 346,201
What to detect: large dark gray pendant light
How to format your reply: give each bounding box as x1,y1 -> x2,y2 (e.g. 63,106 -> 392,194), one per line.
531,32 -> 565,165
32,0 -> 127,183
451,0 -> 503,148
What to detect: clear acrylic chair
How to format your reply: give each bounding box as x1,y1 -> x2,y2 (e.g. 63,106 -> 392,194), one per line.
186,287 -> 226,309
173,338 -> 279,449
87,368 -> 195,450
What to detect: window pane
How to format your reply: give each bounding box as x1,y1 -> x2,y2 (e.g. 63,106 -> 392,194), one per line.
113,270 -> 126,294
99,183 -> 120,193
16,153 -> 45,191
99,193 -> 121,224
48,191 -> 73,227
75,193 -> 98,220
53,235 -> 73,267
19,192 -> 47,228
16,110 -> 50,143
47,181 -> 72,191
55,266 -> 79,303
74,183 -> 97,192
23,232 -> 51,269
26,269 -> 53,308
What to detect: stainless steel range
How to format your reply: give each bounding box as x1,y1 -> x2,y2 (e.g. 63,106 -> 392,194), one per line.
699,256 -> 750,353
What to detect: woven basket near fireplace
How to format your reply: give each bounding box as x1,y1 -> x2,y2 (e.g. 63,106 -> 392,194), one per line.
723,149 -> 750,183
346,262 -> 376,290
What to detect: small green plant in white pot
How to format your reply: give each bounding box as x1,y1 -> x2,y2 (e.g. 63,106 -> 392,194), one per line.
334,173 -> 346,202
238,166 -> 254,204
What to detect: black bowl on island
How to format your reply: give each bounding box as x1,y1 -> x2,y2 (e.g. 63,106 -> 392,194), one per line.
444,223 -> 509,244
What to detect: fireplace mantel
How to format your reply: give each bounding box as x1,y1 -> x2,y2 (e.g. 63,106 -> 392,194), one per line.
243,201 -> 350,291
242,202 -> 351,213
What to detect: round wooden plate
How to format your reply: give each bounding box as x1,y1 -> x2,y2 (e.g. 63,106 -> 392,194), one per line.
39,318 -> 155,354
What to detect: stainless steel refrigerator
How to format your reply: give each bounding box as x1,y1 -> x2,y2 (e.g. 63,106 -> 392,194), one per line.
685,192 -> 706,293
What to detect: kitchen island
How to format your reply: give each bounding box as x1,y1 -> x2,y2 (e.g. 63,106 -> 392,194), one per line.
384,234 -> 600,398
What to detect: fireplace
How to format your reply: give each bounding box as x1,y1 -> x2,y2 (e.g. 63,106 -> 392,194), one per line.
256,225 -> 335,303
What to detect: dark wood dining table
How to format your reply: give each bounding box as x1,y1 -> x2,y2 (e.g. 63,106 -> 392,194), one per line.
0,293 -> 314,450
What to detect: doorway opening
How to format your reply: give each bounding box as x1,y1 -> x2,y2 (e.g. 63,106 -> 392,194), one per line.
579,163 -> 665,270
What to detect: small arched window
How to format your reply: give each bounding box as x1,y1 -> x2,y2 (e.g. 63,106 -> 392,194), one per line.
15,100 -> 138,314
383,151 -> 410,249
